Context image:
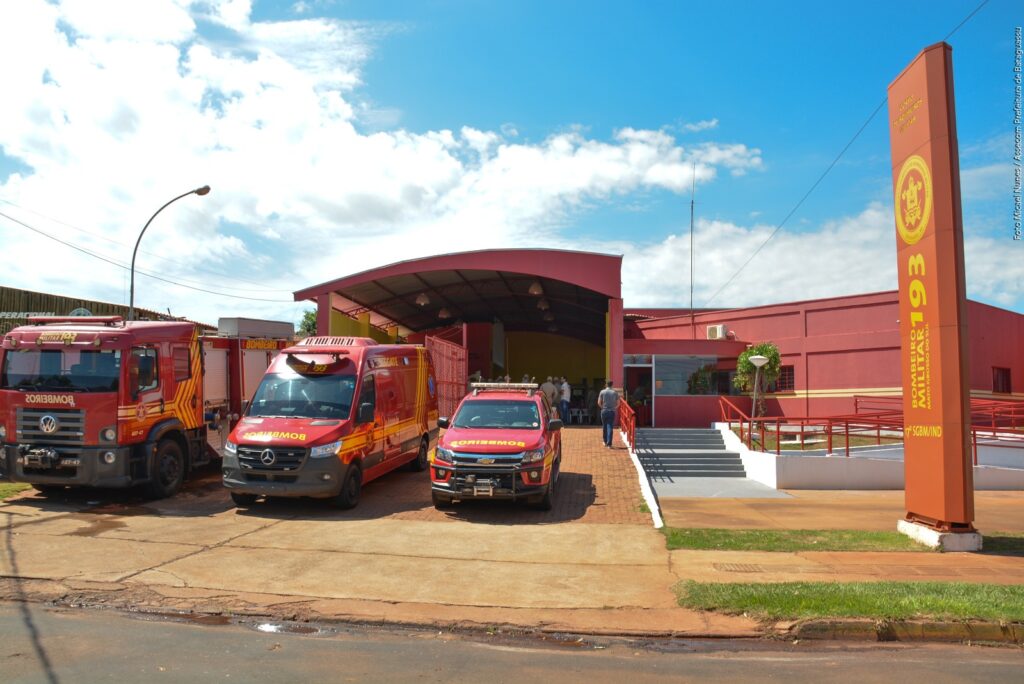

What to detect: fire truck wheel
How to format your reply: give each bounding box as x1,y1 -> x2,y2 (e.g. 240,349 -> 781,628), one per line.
144,439 -> 186,499
332,464 -> 361,509
230,492 -> 258,507
406,438 -> 429,472
530,463 -> 557,511
431,491 -> 453,509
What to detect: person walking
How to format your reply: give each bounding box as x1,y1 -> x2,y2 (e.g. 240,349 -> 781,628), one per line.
559,376 -> 571,423
597,380 -> 620,447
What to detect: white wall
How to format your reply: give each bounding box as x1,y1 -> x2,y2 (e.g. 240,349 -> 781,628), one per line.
714,423 -> 1024,490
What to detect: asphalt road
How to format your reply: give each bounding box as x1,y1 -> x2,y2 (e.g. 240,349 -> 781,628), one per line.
2,603 -> 1021,683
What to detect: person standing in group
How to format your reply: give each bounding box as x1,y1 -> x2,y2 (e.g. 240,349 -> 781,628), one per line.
541,376 -> 558,410
597,380 -> 620,448
559,376 -> 571,422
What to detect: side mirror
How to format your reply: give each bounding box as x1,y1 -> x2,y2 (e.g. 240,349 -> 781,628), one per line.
357,402 -> 375,424
547,419 -> 563,431
437,417 -> 450,429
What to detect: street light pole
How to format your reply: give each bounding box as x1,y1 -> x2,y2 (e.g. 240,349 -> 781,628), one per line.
128,185 -> 210,321
749,354 -> 769,419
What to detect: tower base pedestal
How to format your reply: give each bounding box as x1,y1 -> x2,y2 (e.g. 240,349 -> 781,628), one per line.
897,519 -> 982,552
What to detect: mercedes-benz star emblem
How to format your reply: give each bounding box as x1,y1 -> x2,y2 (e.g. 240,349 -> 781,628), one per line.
39,415 -> 60,434
260,449 -> 276,466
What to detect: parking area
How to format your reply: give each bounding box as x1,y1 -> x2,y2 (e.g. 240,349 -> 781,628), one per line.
1,427 -> 677,623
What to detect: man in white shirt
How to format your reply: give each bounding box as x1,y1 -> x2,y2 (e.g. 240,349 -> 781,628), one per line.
559,377 -> 571,422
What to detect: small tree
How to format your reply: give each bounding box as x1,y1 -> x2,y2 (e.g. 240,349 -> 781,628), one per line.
732,342 -> 781,417
298,309 -> 317,338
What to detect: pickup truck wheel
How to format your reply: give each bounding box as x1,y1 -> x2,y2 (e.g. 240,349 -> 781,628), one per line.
230,492 -> 258,507
332,465 -> 361,509
530,465 -> 557,511
431,491 -> 453,509
143,439 -> 186,500
406,439 -> 429,472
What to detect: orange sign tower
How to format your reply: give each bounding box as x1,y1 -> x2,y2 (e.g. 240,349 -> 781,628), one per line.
887,42 -> 974,532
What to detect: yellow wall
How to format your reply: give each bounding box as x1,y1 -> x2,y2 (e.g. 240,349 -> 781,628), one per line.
328,310 -> 394,343
505,331 -> 605,386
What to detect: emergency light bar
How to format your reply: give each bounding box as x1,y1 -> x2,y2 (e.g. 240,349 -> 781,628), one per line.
27,316 -> 124,326
470,382 -> 538,396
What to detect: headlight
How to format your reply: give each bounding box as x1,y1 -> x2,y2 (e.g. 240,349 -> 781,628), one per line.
310,440 -> 342,459
0,425 -> 6,440
101,427 -> 117,442
224,440 -> 237,455
435,447 -> 454,463
522,448 -> 545,463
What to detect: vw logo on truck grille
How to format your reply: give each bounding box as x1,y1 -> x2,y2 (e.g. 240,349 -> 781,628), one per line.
39,415 -> 60,434
260,449 -> 277,466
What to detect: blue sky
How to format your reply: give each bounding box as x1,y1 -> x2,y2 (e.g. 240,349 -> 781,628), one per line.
0,0 -> 1019,324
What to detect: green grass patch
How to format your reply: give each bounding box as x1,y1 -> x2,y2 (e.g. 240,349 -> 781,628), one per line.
0,482 -> 30,501
982,532 -> 1024,555
675,580 -> 1024,621
663,527 -> 932,553
731,428 -> 898,452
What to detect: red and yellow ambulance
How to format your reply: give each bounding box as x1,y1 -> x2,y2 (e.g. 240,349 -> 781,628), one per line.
222,336 -> 439,509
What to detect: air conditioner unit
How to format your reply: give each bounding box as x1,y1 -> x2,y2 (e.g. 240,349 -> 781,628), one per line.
706,324 -> 727,340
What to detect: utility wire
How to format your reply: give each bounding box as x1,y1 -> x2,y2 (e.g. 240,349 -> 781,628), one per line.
0,197 -> 294,293
0,210 -> 295,303
702,0 -> 990,307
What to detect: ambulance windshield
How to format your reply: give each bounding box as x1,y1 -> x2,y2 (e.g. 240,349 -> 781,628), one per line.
1,349 -> 121,392
248,372 -> 357,420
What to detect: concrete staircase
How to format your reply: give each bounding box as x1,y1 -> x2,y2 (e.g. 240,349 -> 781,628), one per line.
635,428 -> 746,479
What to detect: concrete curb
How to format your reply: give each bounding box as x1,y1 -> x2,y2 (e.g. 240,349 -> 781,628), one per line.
620,429 -> 664,529
781,619 -> 1024,645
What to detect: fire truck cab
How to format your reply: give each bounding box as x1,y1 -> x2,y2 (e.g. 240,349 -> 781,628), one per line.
0,316 -> 289,498
431,383 -> 563,510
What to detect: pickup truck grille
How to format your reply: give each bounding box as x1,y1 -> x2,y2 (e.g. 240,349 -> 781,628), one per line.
451,451 -> 523,469
237,445 -> 306,471
16,408 -> 86,446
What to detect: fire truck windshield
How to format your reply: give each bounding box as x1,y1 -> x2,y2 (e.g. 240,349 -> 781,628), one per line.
248,372 -> 357,420
452,399 -> 541,430
0,349 -> 121,392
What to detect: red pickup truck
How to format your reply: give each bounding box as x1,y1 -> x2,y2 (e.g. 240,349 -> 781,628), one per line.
430,383 -> 562,510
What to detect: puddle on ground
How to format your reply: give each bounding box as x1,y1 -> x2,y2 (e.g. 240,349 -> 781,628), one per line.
255,623 -> 326,636
140,611 -> 233,626
65,515 -> 129,537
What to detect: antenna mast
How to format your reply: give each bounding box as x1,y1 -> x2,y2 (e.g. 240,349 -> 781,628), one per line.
689,161 -> 696,340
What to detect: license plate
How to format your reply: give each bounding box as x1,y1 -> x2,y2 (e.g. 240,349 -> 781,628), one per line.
473,485 -> 494,497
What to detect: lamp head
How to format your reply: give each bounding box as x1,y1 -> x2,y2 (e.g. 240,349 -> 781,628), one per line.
749,354 -> 769,368
194,185 -> 211,196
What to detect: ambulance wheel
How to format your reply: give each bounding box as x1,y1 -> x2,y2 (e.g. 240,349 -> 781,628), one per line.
144,439 -> 185,500
407,438 -> 429,472
333,465 -> 361,509
432,491 -> 453,509
230,492 -> 258,507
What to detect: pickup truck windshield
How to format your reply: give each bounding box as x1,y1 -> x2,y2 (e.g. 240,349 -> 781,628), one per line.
248,372 -> 357,420
452,399 -> 541,429
0,349 -> 121,392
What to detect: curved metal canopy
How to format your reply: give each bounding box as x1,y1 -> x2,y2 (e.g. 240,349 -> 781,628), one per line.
294,249 -> 622,345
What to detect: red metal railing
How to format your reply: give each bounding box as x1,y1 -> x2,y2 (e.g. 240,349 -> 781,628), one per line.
723,395 -> 1024,464
619,399 -> 636,451
424,335 -> 468,419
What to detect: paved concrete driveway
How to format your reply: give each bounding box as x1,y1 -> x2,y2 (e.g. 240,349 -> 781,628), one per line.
3,429 -> 755,636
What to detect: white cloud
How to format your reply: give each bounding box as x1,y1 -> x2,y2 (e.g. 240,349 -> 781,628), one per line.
960,163 -> 1015,201
680,118 -> 718,132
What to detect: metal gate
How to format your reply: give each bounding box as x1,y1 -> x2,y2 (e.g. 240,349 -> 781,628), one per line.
425,335 -> 467,418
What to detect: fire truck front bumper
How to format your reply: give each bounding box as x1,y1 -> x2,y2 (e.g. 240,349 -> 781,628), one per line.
221,452 -> 346,499
1,444 -> 133,488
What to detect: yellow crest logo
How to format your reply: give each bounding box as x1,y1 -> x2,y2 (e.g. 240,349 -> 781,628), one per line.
895,154 -> 932,245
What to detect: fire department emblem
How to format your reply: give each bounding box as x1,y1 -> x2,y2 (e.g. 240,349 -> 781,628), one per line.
39,415 -> 59,434
260,449 -> 276,466
895,154 -> 932,246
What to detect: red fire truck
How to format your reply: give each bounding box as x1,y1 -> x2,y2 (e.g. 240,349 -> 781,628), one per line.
0,316 -> 290,498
